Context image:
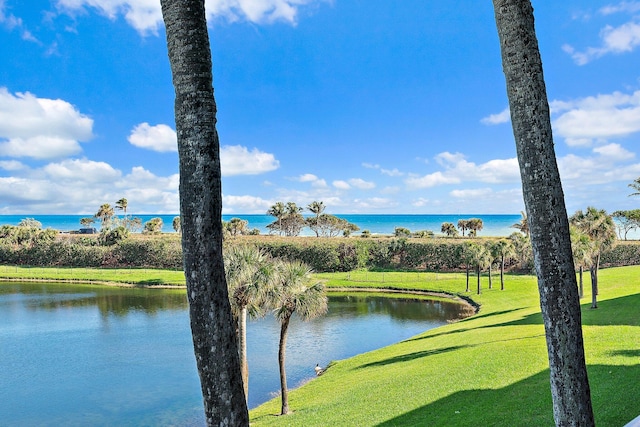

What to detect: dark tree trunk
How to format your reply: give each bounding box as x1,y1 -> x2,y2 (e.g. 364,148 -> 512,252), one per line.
279,315 -> 291,415
579,265 -> 584,299
488,263 -> 493,289
500,255 -> 505,291
492,1 -> 595,425
594,253 -> 600,296
465,263 -> 470,292
160,1 -> 249,425
476,265 -> 481,295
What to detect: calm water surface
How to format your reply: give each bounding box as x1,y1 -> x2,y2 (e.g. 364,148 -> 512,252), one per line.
0,283 -> 470,426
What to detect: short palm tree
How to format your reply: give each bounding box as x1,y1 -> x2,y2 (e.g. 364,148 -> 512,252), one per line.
271,260 -> 327,415
570,226 -> 594,299
441,222 -> 458,237
94,203 -> 114,230
115,198 -> 128,215
224,245 -> 279,401
491,239 -> 516,290
267,202 -> 286,236
569,207 -> 616,308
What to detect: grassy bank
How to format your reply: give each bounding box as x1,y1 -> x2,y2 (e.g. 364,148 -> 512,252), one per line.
2,264 -> 638,425
250,266 -> 640,426
0,265 -> 186,286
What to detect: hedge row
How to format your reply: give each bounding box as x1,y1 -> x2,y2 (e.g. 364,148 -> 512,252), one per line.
1,235 -> 639,272
0,238 -> 183,269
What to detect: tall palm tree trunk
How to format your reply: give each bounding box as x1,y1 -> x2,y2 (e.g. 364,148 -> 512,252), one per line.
492,1 -> 594,425
579,266 -> 584,299
161,1 -> 249,425
488,263 -> 493,289
500,256 -> 505,291
279,315 -> 291,415
476,265 -> 481,295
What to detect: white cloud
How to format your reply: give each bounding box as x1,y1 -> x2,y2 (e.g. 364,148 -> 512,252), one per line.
551,90 -> 640,145
593,143 -> 635,160
56,0 -> 325,35
222,194 -> 273,214
221,145 -> 279,176
600,2 -> 640,15
352,197 -> 397,210
450,188 -> 493,199
406,152 -> 520,189
0,88 -> 93,159
43,158 -> 121,183
294,173 -> 327,187
0,1 -> 39,42
0,160 -> 26,171
405,171 -> 460,189
332,180 -> 350,190
480,107 -> 510,125
127,122 -> 279,176
412,197 -> 429,207
348,178 -> 375,190
362,162 -> 404,177
128,122 -> 177,152
563,19 -> 640,65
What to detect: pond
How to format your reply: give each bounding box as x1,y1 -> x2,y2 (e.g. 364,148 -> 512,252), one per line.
0,282 -> 472,426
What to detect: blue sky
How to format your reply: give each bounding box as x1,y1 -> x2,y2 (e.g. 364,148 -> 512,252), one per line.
1,0 -> 639,215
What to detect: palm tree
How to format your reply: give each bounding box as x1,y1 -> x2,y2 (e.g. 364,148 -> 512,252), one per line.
271,260 -> 327,415
161,0 -> 249,423
441,222 -> 458,237
115,198 -> 128,216
491,239 -> 515,290
511,210 -> 529,237
467,243 -> 491,295
570,226 -> 593,299
629,177 -> 640,196
267,202 -> 286,236
94,203 -> 114,230
172,216 -> 181,233
570,207 -> 616,308
493,1 -> 594,423
224,246 -> 279,402
457,219 -> 469,237
307,201 -> 325,237
80,217 -> 95,228
467,218 -> 484,238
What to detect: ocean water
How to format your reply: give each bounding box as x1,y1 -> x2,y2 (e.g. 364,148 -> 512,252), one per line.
0,213 -> 523,237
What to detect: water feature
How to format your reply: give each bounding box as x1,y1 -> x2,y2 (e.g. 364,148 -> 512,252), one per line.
0,283 -> 471,425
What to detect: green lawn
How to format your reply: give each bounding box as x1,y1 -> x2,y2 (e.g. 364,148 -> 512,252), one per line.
0,265 -> 186,286
250,267 -> 640,426
1,264 -> 638,425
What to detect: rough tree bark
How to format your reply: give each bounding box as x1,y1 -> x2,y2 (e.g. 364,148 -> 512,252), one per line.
160,0 -> 249,425
492,1 -> 595,425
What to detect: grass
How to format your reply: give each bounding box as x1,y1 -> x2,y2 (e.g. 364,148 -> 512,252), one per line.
1,264 -> 638,425
0,265 -> 186,286
250,266 -> 640,426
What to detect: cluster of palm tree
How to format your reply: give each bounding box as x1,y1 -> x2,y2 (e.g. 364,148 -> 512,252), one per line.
224,245 -> 327,415
85,198 -> 142,233
267,201 -> 359,237
461,238 -> 518,294
569,207 -> 616,309
439,219 -> 483,238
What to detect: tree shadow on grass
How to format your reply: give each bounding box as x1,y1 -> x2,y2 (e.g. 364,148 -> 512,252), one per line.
375,364 -> 640,427
402,307 -> 529,344
484,293 -> 640,329
355,345 -> 470,370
